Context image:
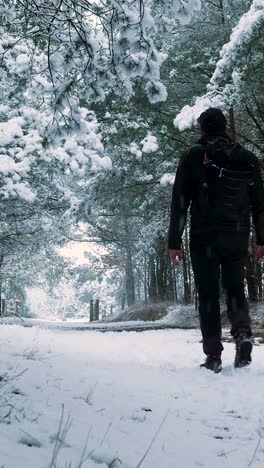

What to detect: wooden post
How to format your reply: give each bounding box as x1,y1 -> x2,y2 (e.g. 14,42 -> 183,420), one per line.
94,299 -> 99,321
110,305 -> 113,315
90,299 -> 94,322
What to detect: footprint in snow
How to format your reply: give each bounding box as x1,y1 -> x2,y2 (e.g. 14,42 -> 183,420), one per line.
224,410 -> 242,419
213,426 -> 231,440
19,432 -> 42,448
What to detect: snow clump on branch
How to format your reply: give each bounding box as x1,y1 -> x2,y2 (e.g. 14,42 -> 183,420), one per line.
129,133 -> 158,160
160,173 -> 175,187
140,134 -> 159,153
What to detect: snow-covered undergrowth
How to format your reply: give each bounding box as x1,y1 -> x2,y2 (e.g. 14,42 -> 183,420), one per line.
109,303 -> 194,324
1,326 -> 264,467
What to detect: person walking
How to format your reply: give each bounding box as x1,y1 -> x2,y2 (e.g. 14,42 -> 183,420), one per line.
168,108 -> 264,373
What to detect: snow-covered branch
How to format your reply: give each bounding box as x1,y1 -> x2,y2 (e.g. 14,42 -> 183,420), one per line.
174,0 -> 264,131
2,0 -> 201,105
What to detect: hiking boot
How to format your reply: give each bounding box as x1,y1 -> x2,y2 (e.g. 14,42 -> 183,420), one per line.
234,332 -> 253,368
200,355 -> 222,373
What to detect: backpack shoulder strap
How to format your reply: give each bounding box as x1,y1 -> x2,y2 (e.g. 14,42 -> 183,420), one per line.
203,151 -> 210,167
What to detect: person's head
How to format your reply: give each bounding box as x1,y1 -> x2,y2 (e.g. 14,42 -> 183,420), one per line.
198,108 -> 227,136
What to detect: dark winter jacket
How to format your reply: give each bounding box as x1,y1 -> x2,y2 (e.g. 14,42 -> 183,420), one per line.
168,134 -> 264,250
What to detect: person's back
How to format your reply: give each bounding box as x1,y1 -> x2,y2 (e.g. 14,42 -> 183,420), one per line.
168,108 -> 264,373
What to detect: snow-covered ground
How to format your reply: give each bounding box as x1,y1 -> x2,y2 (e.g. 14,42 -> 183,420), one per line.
0,305 -> 200,330
0,325 -> 264,468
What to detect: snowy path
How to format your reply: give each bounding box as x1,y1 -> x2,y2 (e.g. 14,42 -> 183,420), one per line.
0,326 -> 264,468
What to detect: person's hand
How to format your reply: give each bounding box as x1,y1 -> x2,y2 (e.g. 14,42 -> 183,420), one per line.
256,245 -> 264,262
169,249 -> 183,266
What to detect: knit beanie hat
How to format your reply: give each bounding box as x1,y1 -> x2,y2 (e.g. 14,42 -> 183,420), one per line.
198,108 -> 227,135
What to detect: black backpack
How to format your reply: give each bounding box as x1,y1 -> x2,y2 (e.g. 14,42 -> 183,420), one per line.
199,140 -> 255,222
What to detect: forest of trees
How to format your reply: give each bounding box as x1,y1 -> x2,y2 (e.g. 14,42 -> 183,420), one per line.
0,0 -> 263,316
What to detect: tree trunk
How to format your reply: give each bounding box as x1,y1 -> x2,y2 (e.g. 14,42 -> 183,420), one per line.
219,0 -> 225,25
121,292 -> 126,310
136,269 -> 141,301
173,267 -> 178,302
148,254 -> 157,302
125,251 -> 135,306
144,253 -> 148,306
182,236 -> 191,304
94,299 -> 99,320
0,255 -> 3,317
256,262 -> 263,301
124,220 -> 135,307
245,236 -> 258,302
156,235 -> 166,301
167,259 -> 175,301
185,228 -> 192,301
90,299 -> 94,322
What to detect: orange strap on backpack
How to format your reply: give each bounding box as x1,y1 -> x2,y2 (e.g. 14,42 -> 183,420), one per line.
203,151 -> 209,166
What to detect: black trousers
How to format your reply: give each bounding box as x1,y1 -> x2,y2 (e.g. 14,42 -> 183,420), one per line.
190,231 -> 251,356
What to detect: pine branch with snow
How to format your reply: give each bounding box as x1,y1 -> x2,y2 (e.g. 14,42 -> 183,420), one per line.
174,0 -> 264,130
